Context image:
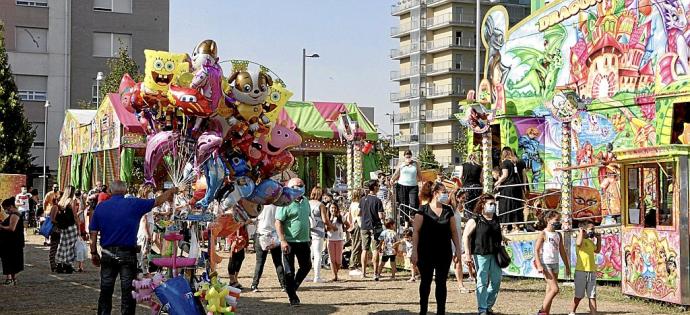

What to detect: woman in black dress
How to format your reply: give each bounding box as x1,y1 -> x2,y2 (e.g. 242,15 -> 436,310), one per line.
459,151 -> 483,213
1,197 -> 25,285
411,181 -> 462,315
494,147 -> 525,229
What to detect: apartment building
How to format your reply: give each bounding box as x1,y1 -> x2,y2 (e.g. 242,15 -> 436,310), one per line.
390,0 -> 529,168
1,0 -> 168,188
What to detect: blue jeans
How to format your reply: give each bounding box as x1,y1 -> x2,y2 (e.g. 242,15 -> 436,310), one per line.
98,247 -> 138,315
474,254 -> 502,313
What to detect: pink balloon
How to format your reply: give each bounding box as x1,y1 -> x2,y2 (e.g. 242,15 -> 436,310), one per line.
194,131 -> 223,175
144,131 -> 178,186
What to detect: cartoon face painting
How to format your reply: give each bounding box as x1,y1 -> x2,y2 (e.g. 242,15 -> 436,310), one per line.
572,186 -> 602,224
143,50 -> 190,94
264,82 -> 293,123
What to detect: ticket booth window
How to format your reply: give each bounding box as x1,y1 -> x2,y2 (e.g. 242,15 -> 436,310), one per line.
627,163 -> 675,228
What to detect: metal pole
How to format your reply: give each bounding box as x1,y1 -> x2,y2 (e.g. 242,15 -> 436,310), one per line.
42,102 -> 49,196
96,78 -> 100,106
475,0 -> 480,90
302,48 -> 306,102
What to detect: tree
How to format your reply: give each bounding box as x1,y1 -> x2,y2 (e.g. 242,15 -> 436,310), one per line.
91,45 -> 142,108
452,126 -> 469,164
417,147 -> 440,171
0,27 -> 37,174
375,138 -> 397,174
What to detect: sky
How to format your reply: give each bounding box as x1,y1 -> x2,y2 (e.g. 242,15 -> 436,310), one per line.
169,0 -> 398,135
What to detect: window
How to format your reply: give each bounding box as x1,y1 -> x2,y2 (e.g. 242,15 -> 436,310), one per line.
627,163 -> 675,228
15,27 -> 48,53
32,122 -> 45,147
94,0 -> 132,13
92,84 -> 99,105
15,75 -> 47,101
93,32 -> 132,57
16,0 -> 48,7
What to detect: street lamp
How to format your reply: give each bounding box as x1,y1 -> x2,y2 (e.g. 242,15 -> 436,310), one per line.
42,100 -> 50,197
96,71 -> 104,105
302,49 -> 320,101
475,0 -> 498,91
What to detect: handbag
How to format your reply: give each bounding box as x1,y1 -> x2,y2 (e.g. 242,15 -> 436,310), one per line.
496,244 -> 511,268
39,217 -> 53,238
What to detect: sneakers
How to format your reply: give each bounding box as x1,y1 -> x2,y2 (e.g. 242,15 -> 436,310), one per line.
289,297 -> 301,307
250,285 -> 259,293
568,313 -> 576,315
374,274 -> 380,281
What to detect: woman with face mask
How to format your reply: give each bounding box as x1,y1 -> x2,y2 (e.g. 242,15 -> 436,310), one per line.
462,194 -> 508,315
392,150 -> 422,227
411,181 -> 462,315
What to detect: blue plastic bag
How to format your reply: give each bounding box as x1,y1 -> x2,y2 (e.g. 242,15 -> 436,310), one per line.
39,217 -> 53,238
154,276 -> 202,315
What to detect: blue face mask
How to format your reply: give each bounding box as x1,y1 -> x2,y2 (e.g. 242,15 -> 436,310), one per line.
485,203 -> 496,214
438,193 -> 449,204
293,185 -> 305,196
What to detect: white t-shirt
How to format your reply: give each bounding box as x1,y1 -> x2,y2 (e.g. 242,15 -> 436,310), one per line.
137,211 -> 154,245
403,240 -> 413,258
15,193 -> 30,212
328,219 -> 345,241
541,231 -> 561,264
349,202 -> 361,226
256,205 -> 278,236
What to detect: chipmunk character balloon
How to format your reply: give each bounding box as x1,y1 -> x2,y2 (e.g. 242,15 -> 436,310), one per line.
227,62 -> 276,135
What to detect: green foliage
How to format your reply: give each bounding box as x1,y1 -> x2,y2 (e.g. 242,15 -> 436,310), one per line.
375,138 -> 397,174
99,45 -> 142,104
417,147 -> 440,171
0,33 -> 37,173
452,127 -> 468,163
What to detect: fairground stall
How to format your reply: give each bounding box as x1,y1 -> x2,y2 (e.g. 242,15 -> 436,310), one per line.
58,93 -> 146,190
457,0 -> 690,297
618,145 -> 690,305
277,101 -> 379,192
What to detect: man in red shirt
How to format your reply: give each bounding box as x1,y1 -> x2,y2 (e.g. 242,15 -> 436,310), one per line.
97,185 -> 111,204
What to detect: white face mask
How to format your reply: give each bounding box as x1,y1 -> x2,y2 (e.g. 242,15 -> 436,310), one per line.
485,203 -> 496,214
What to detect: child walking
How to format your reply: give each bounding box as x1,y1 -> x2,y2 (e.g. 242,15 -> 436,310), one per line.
327,202 -> 349,281
570,220 -> 601,315
535,210 -> 570,315
401,229 -> 418,281
377,219 -> 399,279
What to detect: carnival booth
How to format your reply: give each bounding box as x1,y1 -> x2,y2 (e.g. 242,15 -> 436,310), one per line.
618,145 -> 690,305
277,101 -> 379,192
457,0 -> 690,295
58,93 -> 146,190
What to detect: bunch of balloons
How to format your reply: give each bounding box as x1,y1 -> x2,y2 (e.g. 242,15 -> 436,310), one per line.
115,39 -> 304,217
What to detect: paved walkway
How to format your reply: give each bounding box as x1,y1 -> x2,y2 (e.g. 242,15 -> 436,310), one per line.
1,234 -> 674,314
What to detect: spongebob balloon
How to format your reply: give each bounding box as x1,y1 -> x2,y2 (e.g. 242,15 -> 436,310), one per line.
143,50 -> 189,95
264,81 -> 292,124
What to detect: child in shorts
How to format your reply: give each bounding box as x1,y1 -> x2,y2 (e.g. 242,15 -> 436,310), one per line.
535,210 -> 570,315
400,228 -> 418,281
377,219 -> 399,279
570,221 -> 601,315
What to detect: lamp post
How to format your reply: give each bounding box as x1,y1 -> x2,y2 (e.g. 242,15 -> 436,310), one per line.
302,49 -> 320,101
96,71 -> 104,105
42,100 -> 50,197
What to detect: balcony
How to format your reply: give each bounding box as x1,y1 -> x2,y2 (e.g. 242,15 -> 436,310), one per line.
427,13 -> 475,30
390,43 -> 421,59
426,84 -> 464,99
392,134 -> 420,147
390,66 -> 424,81
426,60 -> 474,76
426,0 -> 456,7
391,22 -> 418,37
393,112 -> 422,124
425,108 -> 454,122
424,132 -> 453,145
392,0 -> 422,15
426,37 -> 475,53
390,90 -> 420,102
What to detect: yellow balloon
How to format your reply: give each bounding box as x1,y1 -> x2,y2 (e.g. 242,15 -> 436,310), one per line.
143,50 -> 190,95
264,82 -> 293,124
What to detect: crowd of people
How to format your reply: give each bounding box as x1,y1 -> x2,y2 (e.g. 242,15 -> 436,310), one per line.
0,145 -> 604,315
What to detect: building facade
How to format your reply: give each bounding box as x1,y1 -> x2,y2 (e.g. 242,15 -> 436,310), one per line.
1,0 -> 168,190
390,0 -> 529,168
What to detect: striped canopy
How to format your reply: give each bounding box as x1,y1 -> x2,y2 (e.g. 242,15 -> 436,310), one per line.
277,102 -> 378,141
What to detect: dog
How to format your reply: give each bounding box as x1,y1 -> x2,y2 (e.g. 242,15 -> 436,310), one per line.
227,65 -> 276,134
